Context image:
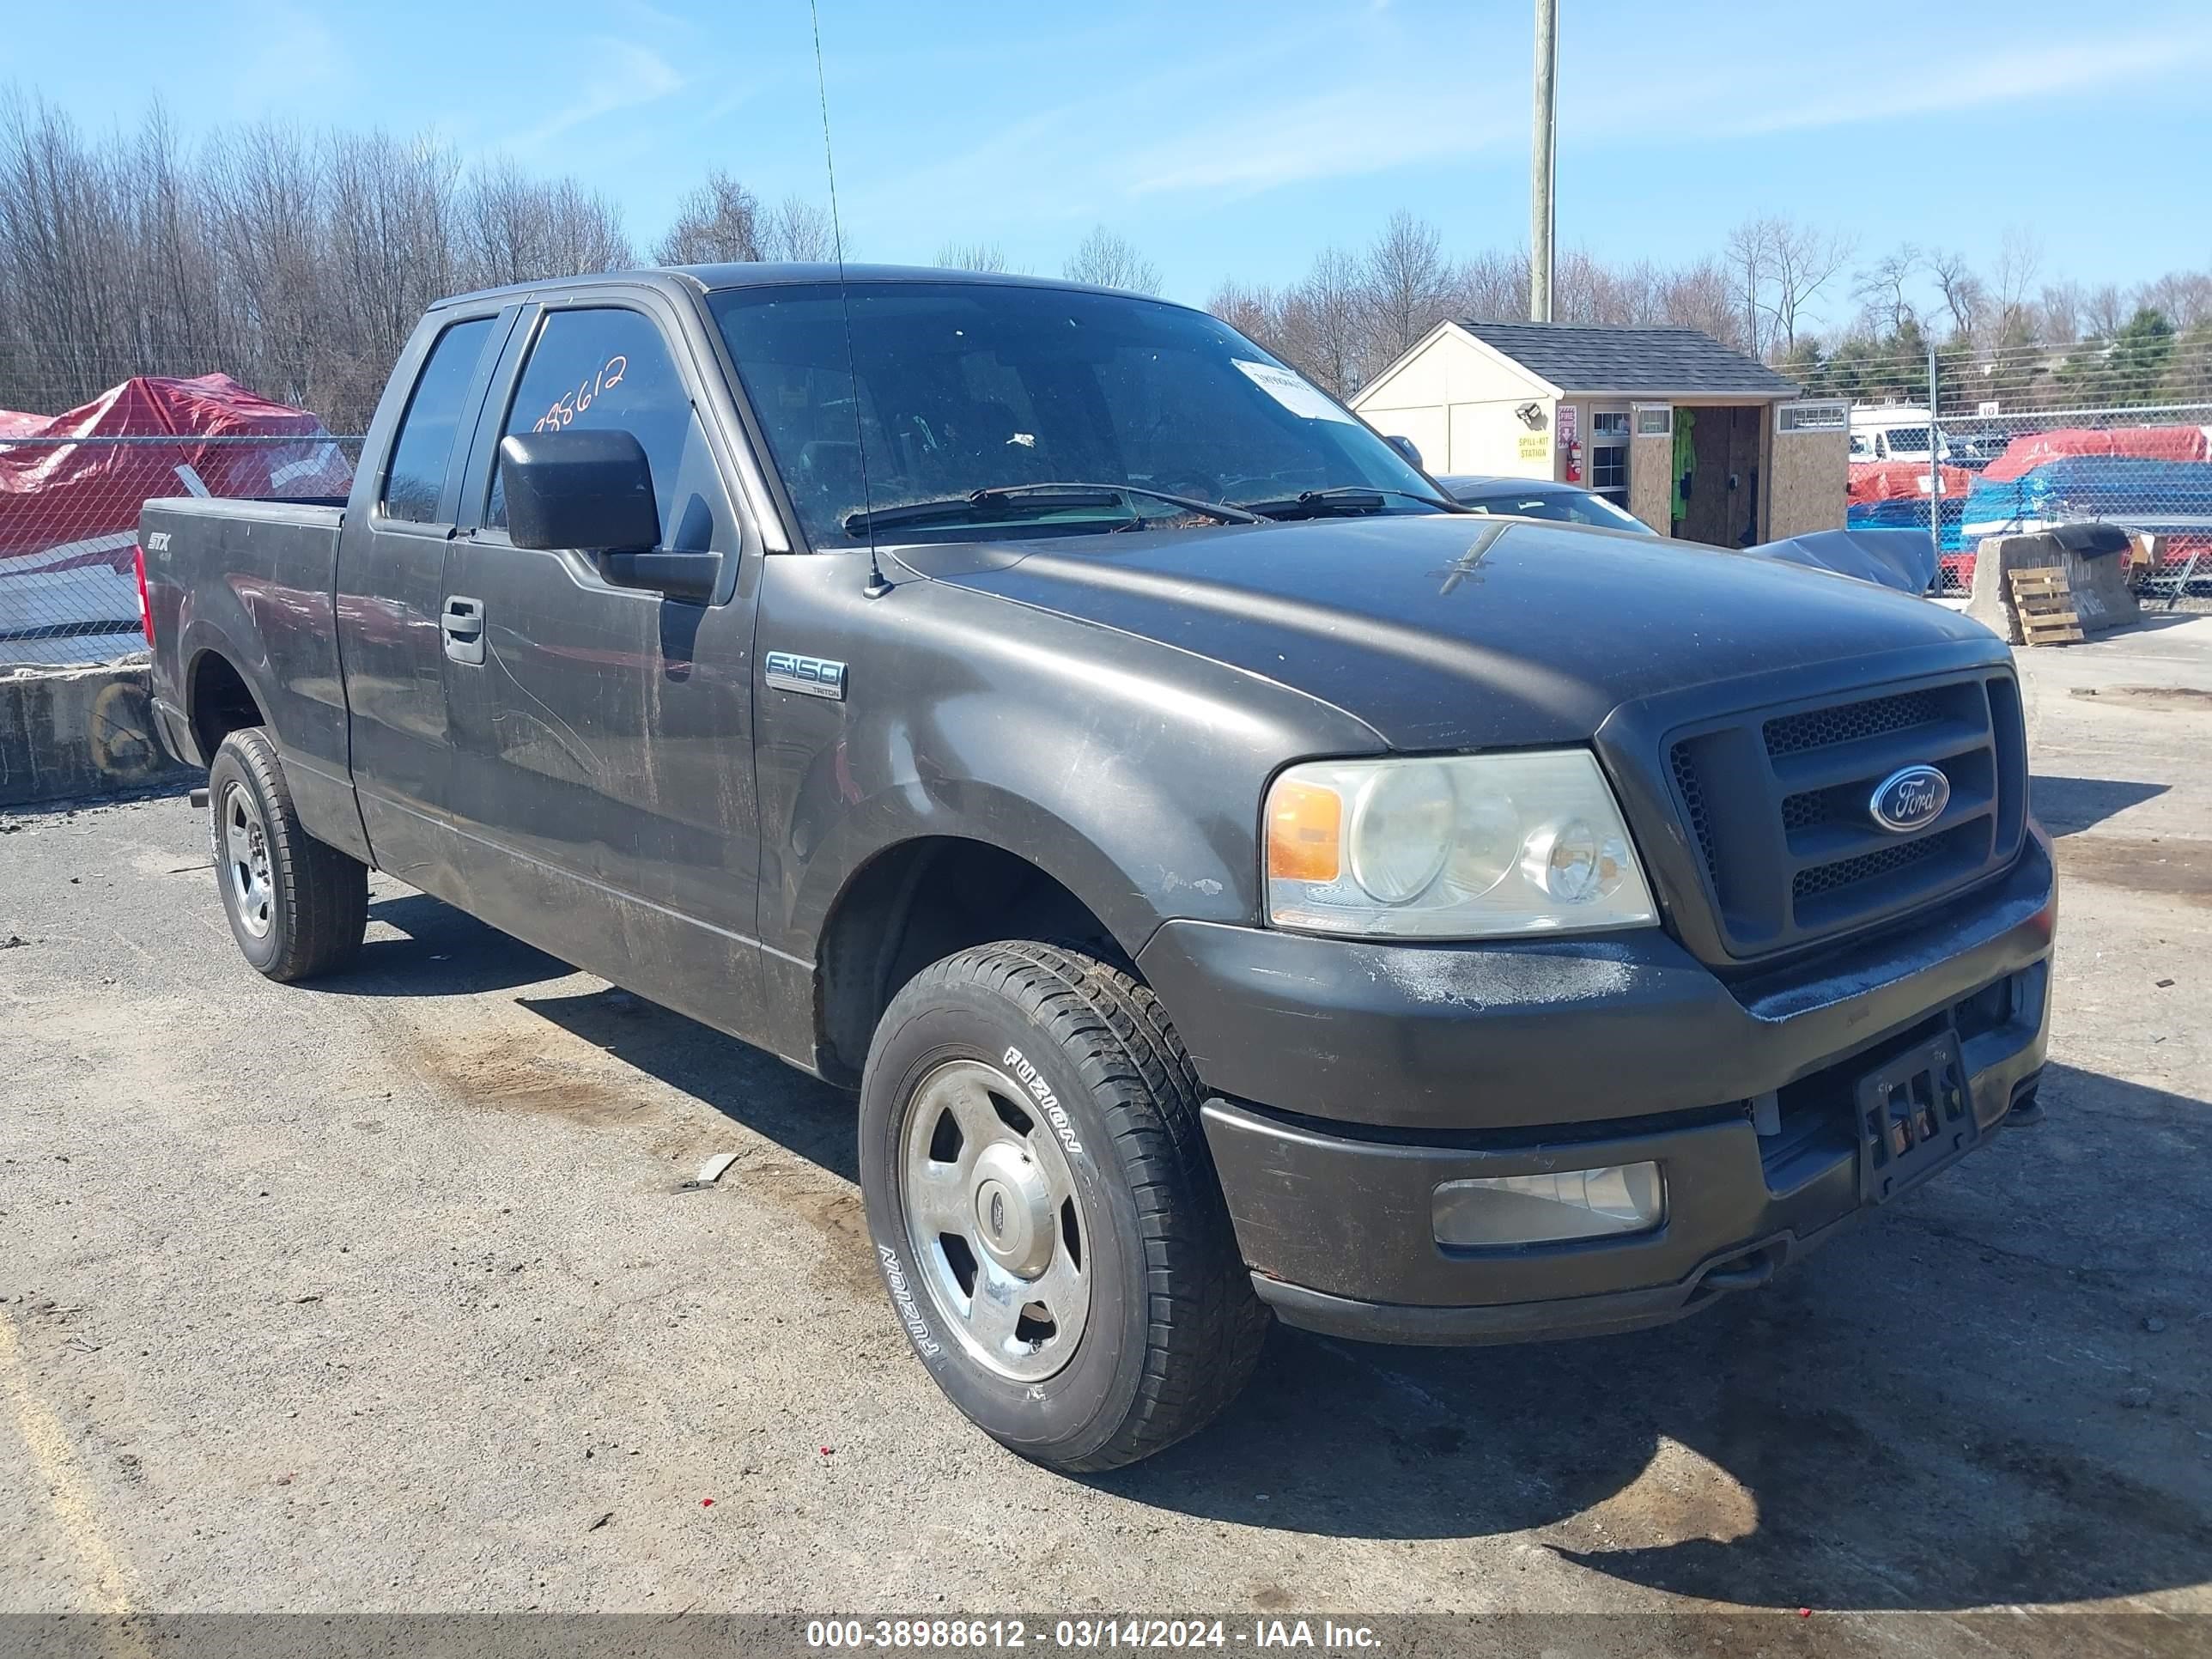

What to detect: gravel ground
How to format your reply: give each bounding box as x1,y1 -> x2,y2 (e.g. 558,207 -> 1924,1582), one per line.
2,617 -> 2208,1647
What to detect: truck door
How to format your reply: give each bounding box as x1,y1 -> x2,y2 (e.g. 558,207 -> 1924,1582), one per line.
436,295 -> 769,1036
333,304 -> 516,891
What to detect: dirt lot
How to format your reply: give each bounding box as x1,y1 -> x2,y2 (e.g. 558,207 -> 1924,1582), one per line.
3,616 -> 2209,1646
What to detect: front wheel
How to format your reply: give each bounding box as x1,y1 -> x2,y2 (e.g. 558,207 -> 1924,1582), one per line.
859,942 -> 1267,1472
207,727 -> 368,981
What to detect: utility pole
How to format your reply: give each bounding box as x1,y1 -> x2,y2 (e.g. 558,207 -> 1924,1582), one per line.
1529,0 -> 1558,322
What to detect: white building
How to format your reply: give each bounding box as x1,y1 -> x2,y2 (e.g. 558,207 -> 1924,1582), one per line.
1352,320 -> 1848,545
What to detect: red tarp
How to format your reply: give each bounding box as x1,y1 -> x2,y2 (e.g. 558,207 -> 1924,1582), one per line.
1981,423 -> 2211,483
1848,460 -> 1974,503
1,374 -> 352,634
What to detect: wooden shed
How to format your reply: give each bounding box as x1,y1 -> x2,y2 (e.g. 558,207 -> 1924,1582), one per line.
1351,320 -> 1850,545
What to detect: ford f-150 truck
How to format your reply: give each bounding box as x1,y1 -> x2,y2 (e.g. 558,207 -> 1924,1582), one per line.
139,265 -> 2055,1472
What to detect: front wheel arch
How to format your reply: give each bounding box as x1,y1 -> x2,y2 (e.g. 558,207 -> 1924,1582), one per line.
814,835 -> 1128,1085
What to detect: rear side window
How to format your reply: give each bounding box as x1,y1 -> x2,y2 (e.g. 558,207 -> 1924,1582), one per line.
488,307 -> 731,551
382,316 -> 496,523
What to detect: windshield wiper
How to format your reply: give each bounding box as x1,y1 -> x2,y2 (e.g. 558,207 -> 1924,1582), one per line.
843,483 -> 1261,538
1229,485 -> 1461,520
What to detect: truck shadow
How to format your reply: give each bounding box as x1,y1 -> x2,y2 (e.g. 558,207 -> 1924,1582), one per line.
1096,1060 -> 2212,1610
321,890 -> 576,999
328,908 -> 2209,1611
525,981 -> 861,1182
2029,773 -> 2166,837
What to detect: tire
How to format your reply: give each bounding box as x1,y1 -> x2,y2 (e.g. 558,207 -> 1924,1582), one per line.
206,726 -> 368,982
859,941 -> 1267,1472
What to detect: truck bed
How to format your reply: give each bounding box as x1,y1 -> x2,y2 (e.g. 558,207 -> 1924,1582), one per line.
138,494 -> 354,828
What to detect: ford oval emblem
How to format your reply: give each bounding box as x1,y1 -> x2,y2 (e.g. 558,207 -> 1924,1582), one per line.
1869,764 -> 1950,834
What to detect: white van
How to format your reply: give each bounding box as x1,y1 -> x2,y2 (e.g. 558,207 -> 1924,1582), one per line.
1850,405 -> 1954,465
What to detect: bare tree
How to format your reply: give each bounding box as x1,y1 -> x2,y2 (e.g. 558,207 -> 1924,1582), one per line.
1990,228 -> 2042,345
0,90 -> 637,428
1854,244 -> 1922,337
202,119 -> 331,410
540,179 -> 634,276
1206,280 -> 1281,348
2081,283 -> 2130,342
761,194 -> 836,263
459,159 -> 553,289
1454,247 -> 1527,323
2136,269 -> 2212,331
321,129 -> 459,416
934,240 -> 1012,273
1926,248 -> 1986,343
1724,218 -> 1775,358
1062,226 -> 1161,295
1279,247 -> 1365,398
1759,216 -> 1856,356
653,170 -> 761,265
1657,258 -> 1745,349
0,89 -> 124,403
453,165 -> 631,298
2036,280 -> 2084,344
123,101 -> 228,380
1361,210 -> 1454,368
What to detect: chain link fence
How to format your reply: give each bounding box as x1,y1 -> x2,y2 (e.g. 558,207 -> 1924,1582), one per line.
1,430 -> 362,667
1928,403 -> 2212,606
1826,332 -> 2212,607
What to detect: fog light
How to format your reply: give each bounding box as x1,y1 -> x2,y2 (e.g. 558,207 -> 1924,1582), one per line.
1432,1162 -> 1665,1247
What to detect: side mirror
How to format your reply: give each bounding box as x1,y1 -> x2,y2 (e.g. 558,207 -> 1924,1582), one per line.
500,429 -> 660,555
1385,434 -> 1424,469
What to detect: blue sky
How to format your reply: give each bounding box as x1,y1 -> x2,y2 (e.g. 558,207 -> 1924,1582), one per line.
7,0 -> 2210,325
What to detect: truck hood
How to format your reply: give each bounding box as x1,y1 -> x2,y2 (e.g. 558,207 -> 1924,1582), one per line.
893,515 -> 2005,750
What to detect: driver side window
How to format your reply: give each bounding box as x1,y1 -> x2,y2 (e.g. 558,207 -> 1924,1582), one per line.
488,307 -> 732,553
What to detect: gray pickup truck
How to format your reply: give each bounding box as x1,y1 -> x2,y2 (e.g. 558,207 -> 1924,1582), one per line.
139,264 -> 2055,1471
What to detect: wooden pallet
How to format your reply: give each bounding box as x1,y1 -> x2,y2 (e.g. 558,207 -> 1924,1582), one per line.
2009,566 -> 2084,646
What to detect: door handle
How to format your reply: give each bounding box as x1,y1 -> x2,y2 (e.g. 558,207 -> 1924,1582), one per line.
441,596 -> 485,666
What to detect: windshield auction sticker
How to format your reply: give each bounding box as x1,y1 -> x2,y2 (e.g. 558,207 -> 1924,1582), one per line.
1233,360 -> 1356,423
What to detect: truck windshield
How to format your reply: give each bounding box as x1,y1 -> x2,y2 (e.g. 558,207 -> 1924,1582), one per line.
707,281 -> 1448,547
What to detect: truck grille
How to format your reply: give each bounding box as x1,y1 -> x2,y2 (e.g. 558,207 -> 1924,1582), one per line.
1664,670 -> 2027,958
1763,689 -> 1943,757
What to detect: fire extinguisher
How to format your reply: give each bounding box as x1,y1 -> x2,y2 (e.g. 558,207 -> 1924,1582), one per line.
1564,438 -> 1583,483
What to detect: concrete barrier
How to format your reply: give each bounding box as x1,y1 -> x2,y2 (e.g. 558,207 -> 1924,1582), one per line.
0,657 -> 195,807
1965,531 -> 2141,645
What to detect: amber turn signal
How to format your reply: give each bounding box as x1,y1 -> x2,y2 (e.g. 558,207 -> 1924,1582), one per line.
1266,776 -> 1342,883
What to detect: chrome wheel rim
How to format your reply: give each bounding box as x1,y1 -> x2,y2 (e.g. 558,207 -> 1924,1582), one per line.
221,781 -> 274,939
898,1058 -> 1091,1382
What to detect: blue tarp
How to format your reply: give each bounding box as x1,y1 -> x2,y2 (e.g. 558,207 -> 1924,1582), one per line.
1958,456 -> 2212,543
1847,495 -> 1968,551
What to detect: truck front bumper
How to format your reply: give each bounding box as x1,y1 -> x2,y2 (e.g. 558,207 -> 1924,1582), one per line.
1134,831 -> 2055,1345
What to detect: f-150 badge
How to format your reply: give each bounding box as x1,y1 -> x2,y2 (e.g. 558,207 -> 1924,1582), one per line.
765,652 -> 847,700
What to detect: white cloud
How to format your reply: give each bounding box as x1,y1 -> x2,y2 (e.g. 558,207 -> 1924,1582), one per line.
1126,86 -> 1521,198
1589,17 -> 2212,143
505,39 -> 684,155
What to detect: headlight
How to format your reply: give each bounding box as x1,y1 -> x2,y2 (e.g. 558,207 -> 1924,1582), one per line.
1264,750 -> 1656,938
